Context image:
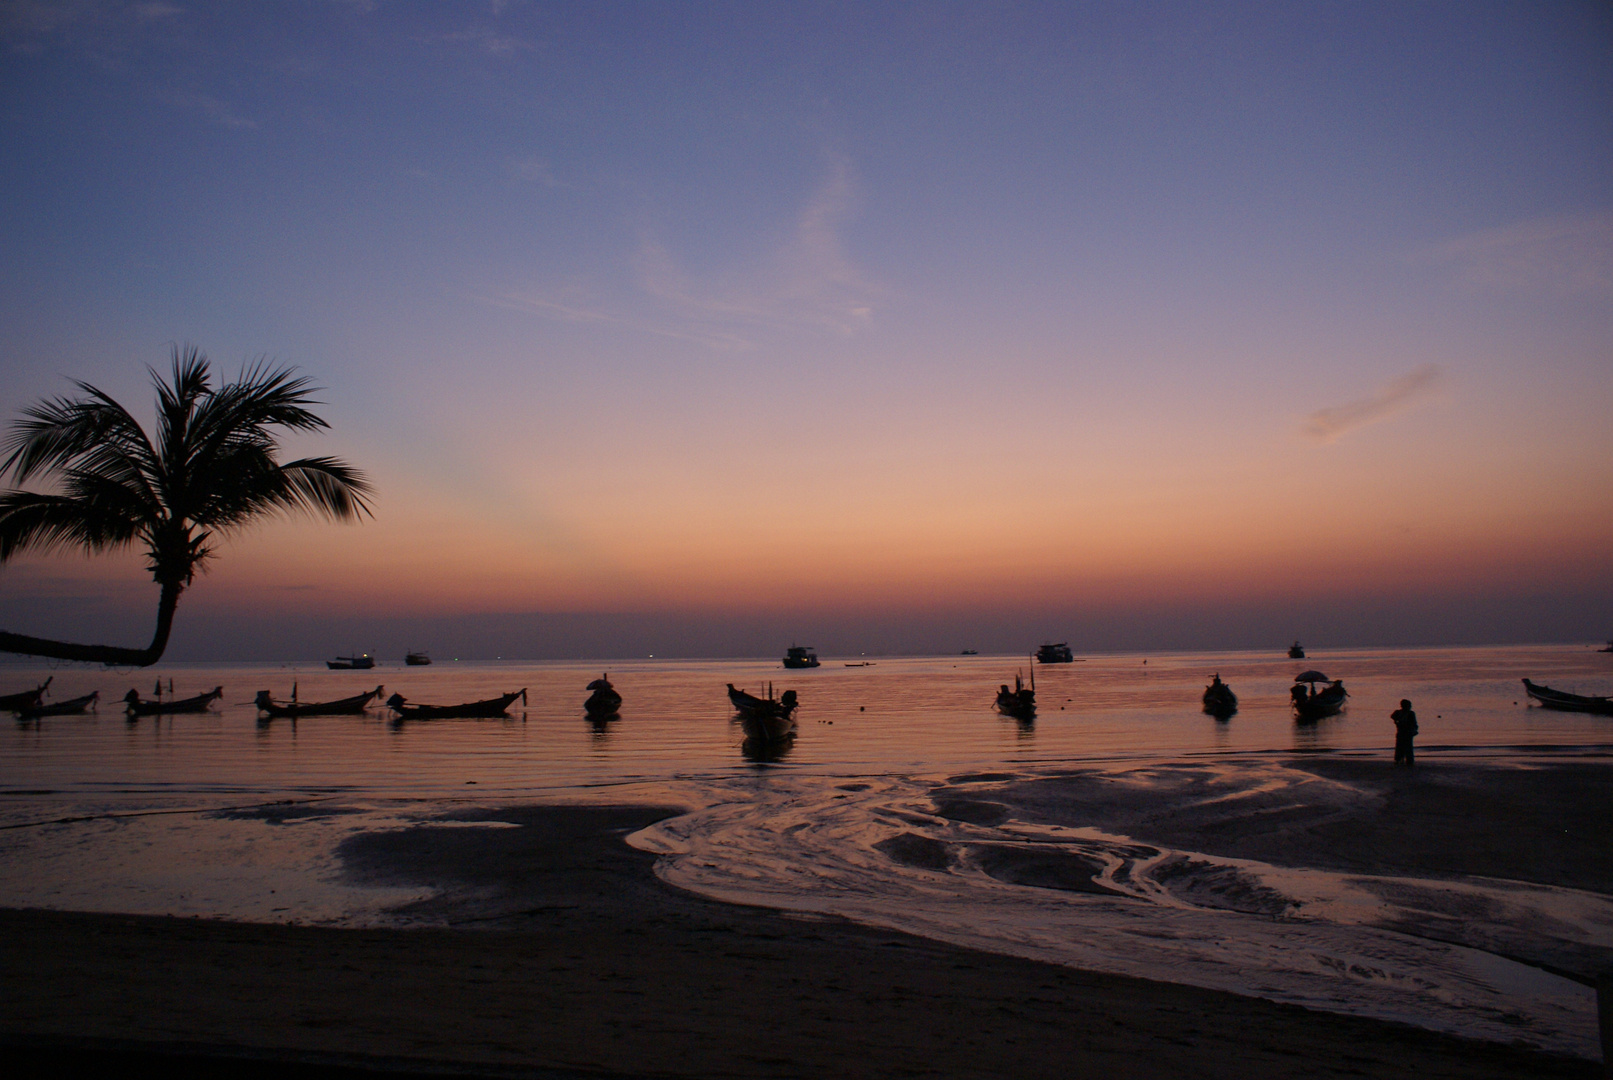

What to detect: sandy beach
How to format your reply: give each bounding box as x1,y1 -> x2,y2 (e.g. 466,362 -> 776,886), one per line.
2,779 -> 1604,1080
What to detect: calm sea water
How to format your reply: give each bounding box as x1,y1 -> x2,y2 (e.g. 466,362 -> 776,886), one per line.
3,644 -> 1611,1057
3,644 -> 1610,798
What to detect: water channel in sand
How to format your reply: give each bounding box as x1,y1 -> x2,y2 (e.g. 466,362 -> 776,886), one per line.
2,644 -> 1611,1056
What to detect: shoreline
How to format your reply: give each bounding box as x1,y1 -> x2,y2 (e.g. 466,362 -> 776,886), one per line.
1,800 -> 1601,1079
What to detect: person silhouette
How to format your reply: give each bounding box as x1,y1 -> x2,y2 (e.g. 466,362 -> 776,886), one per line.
1391,699 -> 1418,766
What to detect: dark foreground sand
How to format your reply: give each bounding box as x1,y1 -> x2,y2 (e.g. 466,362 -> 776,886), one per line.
1,790 -> 1603,1080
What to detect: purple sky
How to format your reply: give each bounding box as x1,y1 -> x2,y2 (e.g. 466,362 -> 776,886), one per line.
2,2 -> 1610,660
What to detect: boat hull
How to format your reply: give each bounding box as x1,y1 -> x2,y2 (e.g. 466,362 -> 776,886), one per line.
17,691 -> 99,718
126,688 -> 224,716
257,686 -> 384,718
1522,679 -> 1613,715
1202,687 -> 1238,718
584,691 -> 622,717
388,689 -> 526,720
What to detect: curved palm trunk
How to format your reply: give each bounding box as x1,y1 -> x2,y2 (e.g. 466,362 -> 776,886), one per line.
0,581 -> 181,667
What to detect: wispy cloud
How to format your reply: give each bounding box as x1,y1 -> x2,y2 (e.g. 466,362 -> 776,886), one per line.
440,25 -> 534,56
482,156 -> 881,350
1303,364 -> 1446,443
511,155 -> 565,188
1419,209 -> 1613,294
476,289 -> 757,351
631,155 -> 881,338
164,90 -> 254,128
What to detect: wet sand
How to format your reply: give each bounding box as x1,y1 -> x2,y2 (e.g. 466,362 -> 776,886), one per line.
1,798 -> 1600,1079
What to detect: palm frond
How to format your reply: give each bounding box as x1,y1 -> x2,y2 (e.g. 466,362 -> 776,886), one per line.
1,385 -> 157,490
0,490 -> 142,560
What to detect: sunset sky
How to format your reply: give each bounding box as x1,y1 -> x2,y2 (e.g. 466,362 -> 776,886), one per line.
2,2 -> 1610,659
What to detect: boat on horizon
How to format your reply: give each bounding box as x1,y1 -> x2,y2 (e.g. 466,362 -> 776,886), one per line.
1289,640 -> 1306,659
584,673 -> 622,717
404,651 -> 432,666
1035,642 -> 1073,664
1522,679 -> 1613,715
1202,675 -> 1237,719
386,689 -> 526,720
255,685 -> 384,718
782,645 -> 820,669
328,654 -> 376,670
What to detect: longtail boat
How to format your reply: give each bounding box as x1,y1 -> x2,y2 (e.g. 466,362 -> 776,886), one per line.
584,674 -> 622,717
386,689 -> 526,720
124,687 -> 224,716
1522,679 -> 1613,716
1291,679 -> 1347,721
996,671 -> 1036,719
1202,675 -> 1238,719
727,683 -> 797,741
255,685 -> 384,718
18,691 -> 99,718
0,677 -> 52,712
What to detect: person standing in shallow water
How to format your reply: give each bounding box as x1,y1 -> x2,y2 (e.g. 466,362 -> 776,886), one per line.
1392,699 -> 1418,766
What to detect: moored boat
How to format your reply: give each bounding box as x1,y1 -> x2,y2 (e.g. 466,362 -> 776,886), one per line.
584,674 -> 623,717
0,677 -> 52,713
1035,642 -> 1074,664
782,645 -> 820,669
996,671 -> 1036,719
124,686 -> 224,716
255,685 -> 384,718
328,654 -> 376,670
386,689 -> 526,720
1290,677 -> 1346,721
1288,640 -> 1306,659
405,651 -> 432,666
1202,675 -> 1237,718
1521,679 -> 1613,715
17,691 -> 99,718
727,683 -> 798,741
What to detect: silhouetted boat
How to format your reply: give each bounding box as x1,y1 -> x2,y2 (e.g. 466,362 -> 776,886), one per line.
960,649 -> 978,655
584,674 -> 622,717
727,683 -> 798,740
1522,679 -> 1613,715
1288,641 -> 1306,659
996,671 -> 1036,719
327,654 -> 376,670
18,691 -> 99,718
1290,678 -> 1346,721
386,689 -> 526,720
405,651 -> 432,666
1035,643 -> 1073,664
254,685 -> 384,718
1202,675 -> 1237,718
123,687 -> 223,716
0,677 -> 51,713
782,645 -> 820,669
1600,641 -> 1613,654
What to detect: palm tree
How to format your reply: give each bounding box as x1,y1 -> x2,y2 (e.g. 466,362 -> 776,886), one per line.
0,347 -> 372,666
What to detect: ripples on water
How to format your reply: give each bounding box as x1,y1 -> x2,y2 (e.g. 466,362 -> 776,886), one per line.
2,644 -> 1610,1056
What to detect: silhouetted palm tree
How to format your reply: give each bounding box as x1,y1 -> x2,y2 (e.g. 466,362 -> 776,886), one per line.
0,347 -> 372,665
